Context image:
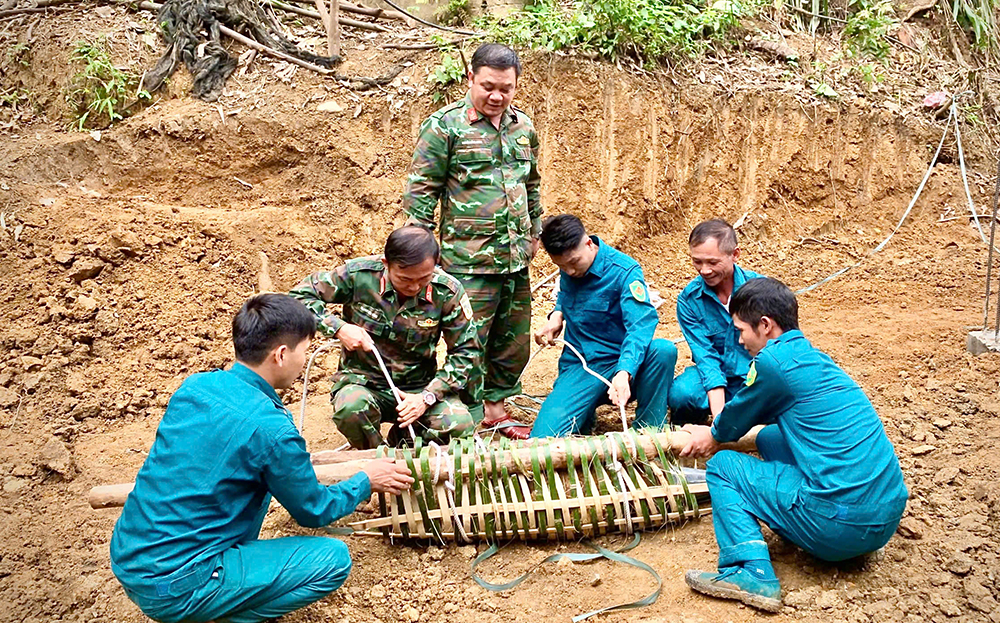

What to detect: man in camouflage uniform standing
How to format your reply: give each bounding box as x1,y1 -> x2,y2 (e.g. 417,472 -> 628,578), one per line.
290,227 -> 478,449
403,43 -> 541,439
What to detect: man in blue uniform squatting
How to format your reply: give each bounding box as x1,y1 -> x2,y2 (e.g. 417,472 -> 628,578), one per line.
670,219 -> 763,424
679,278 -> 907,612
530,214 -> 678,437
109,294 -> 414,623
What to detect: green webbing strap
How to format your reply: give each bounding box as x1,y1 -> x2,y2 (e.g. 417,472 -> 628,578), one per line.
471,534 -> 661,622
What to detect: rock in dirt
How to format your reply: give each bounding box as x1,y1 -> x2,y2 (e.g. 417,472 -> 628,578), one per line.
911,444 -> 936,456
111,231 -> 145,257
52,246 -> 76,266
317,100 -> 345,113
405,606 -> 419,622
2,478 -> 27,494
20,355 -> 43,371
815,590 -> 842,609
0,386 -> 19,408
897,517 -> 924,539
94,309 -> 119,335
934,467 -> 960,484
22,373 -> 42,392
443,603 -> 459,614
933,419 -> 952,429
38,436 -> 75,477
75,295 -> 99,316
784,589 -> 815,608
944,554 -> 973,576
68,258 -> 105,283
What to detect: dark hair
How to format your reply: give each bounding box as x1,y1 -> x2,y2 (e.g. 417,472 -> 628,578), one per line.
470,43 -> 522,77
689,219 -> 738,254
729,277 -> 799,331
233,294 -> 316,365
541,214 -> 587,256
384,226 -> 439,268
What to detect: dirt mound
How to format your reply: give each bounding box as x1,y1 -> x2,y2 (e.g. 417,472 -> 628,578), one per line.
2,7 -> 1000,623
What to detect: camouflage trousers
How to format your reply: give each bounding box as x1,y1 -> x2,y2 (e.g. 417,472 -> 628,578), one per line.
331,383 -> 475,450
454,269 -> 531,411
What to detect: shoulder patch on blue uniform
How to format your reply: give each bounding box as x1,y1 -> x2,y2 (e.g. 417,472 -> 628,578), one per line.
629,280 -> 647,302
746,360 -> 757,386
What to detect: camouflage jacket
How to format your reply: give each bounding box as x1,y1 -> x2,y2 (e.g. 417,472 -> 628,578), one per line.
289,257 -> 480,399
403,93 -> 543,275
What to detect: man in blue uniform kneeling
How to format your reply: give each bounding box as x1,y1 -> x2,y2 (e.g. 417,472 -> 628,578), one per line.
680,278 -> 907,612
670,219 -> 763,424
530,215 -> 677,437
109,294 -> 414,623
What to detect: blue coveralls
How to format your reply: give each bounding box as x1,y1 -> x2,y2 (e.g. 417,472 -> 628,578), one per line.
707,330 -> 908,573
530,236 -> 678,437
109,363 -> 371,623
669,265 -> 763,423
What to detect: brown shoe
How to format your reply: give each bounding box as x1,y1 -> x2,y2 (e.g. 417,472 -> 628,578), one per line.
481,413 -> 531,440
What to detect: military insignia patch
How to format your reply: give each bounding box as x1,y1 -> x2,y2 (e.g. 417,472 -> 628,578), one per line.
746,361 -> 757,386
629,281 -> 647,302
417,319 -> 439,329
460,294 -> 473,320
517,136 -> 530,145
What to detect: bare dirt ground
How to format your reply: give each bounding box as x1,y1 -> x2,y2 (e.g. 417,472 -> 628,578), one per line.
2,5 -> 1000,623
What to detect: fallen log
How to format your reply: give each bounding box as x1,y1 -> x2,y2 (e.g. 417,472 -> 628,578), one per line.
88,427 -> 760,509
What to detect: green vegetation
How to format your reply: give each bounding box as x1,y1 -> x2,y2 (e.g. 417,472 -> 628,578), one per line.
65,38 -> 149,131
4,41 -> 31,67
844,0 -> 897,60
948,0 -> 998,54
427,39 -> 467,102
477,0 -> 751,65
435,0 -> 471,27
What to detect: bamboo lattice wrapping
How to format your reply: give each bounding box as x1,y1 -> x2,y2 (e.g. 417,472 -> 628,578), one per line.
350,431 -> 711,542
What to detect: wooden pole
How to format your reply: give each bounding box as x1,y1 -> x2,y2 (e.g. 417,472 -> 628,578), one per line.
87,428 -> 760,510
329,0 -> 340,58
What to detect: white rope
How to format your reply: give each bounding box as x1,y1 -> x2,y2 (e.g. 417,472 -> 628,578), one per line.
299,341 -> 335,432
297,336 -> 414,440
429,441 -> 469,542
552,339 -> 628,432
368,341 -> 416,441
605,433 -> 634,534
953,96 -> 1000,255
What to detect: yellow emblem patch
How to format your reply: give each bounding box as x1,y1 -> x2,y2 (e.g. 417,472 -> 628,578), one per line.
629,281 -> 647,303
745,361 -> 757,387
460,294 -> 473,320
417,319 -> 439,329
517,136 -> 530,145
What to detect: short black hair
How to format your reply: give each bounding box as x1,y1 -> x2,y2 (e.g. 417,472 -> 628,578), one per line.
541,214 -> 587,256
470,43 -> 521,77
384,226 -> 439,268
729,277 -> 799,332
232,294 -> 316,365
689,219 -> 738,254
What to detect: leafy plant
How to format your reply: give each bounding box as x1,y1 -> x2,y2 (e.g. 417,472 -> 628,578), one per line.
813,82 -> 839,98
477,0 -> 755,66
435,0 -> 471,27
843,0 -> 897,60
4,42 -> 31,67
427,44 -> 467,103
948,0 -> 998,54
65,38 -> 149,131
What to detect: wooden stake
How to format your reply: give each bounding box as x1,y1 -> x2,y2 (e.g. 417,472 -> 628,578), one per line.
329,0 -> 340,58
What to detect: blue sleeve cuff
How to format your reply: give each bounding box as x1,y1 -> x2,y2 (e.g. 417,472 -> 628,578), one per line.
349,471 -> 372,501
617,358 -> 641,379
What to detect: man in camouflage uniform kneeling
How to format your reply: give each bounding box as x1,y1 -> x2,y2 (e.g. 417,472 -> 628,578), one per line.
290,227 -> 478,449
